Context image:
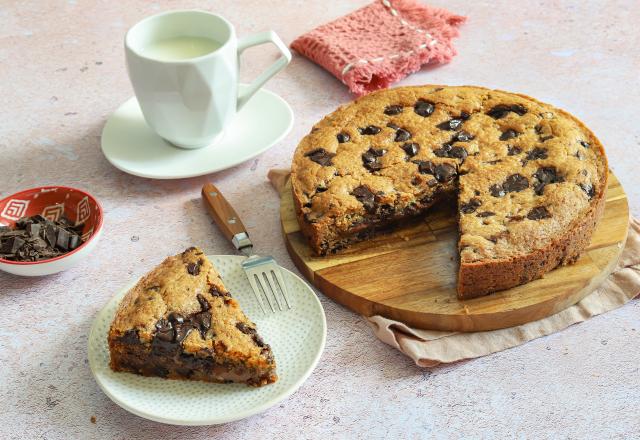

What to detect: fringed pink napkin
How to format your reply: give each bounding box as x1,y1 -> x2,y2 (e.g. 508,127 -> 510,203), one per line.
268,169 -> 640,367
291,0 -> 466,95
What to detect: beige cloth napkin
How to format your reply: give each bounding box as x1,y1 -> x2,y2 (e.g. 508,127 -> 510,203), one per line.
268,169 -> 640,367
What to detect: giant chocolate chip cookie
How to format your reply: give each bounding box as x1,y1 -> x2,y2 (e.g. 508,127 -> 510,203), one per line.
291,86 -> 608,298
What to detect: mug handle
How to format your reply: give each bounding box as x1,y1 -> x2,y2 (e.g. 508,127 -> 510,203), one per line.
236,31 -> 291,110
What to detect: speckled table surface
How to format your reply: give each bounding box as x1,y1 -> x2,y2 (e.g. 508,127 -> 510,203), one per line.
1,1 -> 639,438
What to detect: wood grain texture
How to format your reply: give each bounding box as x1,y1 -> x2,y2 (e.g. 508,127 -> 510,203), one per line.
280,173 -> 629,332
202,183 -> 248,243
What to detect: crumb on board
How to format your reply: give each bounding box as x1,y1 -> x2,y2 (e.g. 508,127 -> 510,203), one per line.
90,416 -> 96,424
463,305 -> 470,315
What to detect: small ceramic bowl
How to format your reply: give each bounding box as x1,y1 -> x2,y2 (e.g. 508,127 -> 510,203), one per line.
0,186 -> 103,276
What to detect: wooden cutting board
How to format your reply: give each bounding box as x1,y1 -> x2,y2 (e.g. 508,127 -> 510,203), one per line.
280,173 -> 629,332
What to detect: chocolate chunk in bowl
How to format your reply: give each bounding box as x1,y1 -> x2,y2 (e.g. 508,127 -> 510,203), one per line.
0,186 -> 103,276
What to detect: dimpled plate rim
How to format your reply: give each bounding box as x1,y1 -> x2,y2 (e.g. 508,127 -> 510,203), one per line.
100,84 -> 294,179
88,255 -> 326,426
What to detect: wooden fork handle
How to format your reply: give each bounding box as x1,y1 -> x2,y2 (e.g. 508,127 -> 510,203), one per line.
201,183 -> 250,248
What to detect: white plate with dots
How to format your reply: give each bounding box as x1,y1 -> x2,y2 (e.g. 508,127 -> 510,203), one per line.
88,255 -> 326,425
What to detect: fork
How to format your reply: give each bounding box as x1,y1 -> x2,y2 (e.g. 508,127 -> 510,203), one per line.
201,183 -> 291,313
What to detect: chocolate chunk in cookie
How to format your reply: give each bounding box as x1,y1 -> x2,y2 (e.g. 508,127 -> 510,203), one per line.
487,104 -> 527,119
351,185 -> 377,213
533,166 -> 564,195
460,198 -> 482,214
305,148 -> 335,166
336,132 -> 350,143
434,144 -> 468,161
503,174 -> 529,192
489,174 -> 529,197
579,183 -> 596,200
414,100 -> 435,117
437,112 -> 469,131
362,147 -> 386,172
527,206 -> 551,220
526,147 -> 548,161
452,131 -> 474,142
187,262 -> 200,276
507,145 -> 522,156
433,163 -> 457,182
394,128 -> 412,142
358,125 -> 382,135
500,129 -> 520,141
384,105 -> 403,115
490,184 -> 506,198
401,142 -> 420,158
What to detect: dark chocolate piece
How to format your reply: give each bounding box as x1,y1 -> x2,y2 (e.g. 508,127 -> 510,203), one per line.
394,128 -> 411,142
401,142 -> 420,158
490,184 -> 506,198
362,147 -> 386,172
414,100 -> 435,117
352,185 -> 377,213
527,206 -> 551,220
68,235 -> 81,250
437,112 -> 469,131
236,322 -> 255,335
452,131 -> 474,142
197,294 -> 211,311
433,163 -> 457,182
358,125 -> 381,135
0,214 -> 85,261
500,129 -> 520,141
187,262 -> 200,276
533,166 -> 564,195
384,105 -> 403,115
1,236 -> 25,254
56,228 -> 71,250
487,104 -> 527,119
305,148 -> 335,166
209,287 -> 230,297
579,183 -> 596,200
434,144 -> 468,161
503,174 -> 529,192
507,145 -> 522,156
336,132 -> 350,143
26,223 -> 41,238
460,198 -> 482,214
526,147 -> 548,161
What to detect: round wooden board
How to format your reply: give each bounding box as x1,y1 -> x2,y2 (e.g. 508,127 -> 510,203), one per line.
280,173 -> 629,332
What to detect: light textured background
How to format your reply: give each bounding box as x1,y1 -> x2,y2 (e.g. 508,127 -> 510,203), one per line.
1,1 -> 639,439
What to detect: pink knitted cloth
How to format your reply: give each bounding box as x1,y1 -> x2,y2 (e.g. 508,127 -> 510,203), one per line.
291,0 -> 466,96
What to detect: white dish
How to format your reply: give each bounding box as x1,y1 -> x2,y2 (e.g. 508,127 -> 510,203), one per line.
100,84 -> 293,179
88,255 -> 326,426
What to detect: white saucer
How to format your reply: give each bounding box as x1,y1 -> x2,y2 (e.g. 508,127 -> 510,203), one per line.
100,85 -> 294,179
88,255 -> 326,425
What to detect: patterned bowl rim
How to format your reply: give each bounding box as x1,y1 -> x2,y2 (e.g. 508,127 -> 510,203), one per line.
0,185 -> 104,265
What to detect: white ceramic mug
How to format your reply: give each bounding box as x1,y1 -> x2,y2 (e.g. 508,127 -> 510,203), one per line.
125,10 -> 291,149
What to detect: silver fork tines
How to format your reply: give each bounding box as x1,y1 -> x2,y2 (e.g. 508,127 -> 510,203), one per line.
202,183 -> 292,315
242,255 -> 291,314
